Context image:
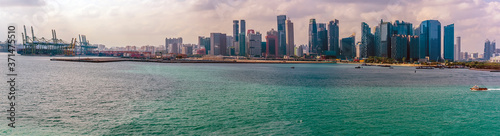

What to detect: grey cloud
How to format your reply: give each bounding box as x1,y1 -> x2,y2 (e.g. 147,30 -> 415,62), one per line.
0,0 -> 46,7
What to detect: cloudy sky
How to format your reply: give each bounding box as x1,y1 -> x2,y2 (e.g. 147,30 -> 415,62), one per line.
1,0 -> 499,53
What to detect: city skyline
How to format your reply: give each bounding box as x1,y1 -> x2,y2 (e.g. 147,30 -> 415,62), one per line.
1,0 -> 499,53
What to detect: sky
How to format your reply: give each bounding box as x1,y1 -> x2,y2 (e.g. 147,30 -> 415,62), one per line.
1,0 -> 499,53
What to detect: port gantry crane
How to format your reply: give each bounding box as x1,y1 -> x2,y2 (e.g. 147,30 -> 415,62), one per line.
20,25 -> 97,56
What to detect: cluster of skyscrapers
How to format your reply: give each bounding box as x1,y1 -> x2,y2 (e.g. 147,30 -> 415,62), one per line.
309,19 -> 456,62
364,20 -> 457,62
180,15 -> 298,58
162,16 -> 498,62
308,19 -> 342,58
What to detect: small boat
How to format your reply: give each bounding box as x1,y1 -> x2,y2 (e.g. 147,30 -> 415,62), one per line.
389,66 -> 394,69
291,67 -> 295,69
355,66 -> 362,69
470,85 -> 488,91
416,66 -> 434,69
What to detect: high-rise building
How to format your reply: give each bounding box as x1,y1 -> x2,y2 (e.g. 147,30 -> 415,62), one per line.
471,52 -> 479,59
247,29 -> 255,35
247,32 -> 262,57
328,19 -> 340,57
277,15 -> 287,56
261,42 -> 266,55
357,42 -> 365,59
240,20 -> 246,36
318,23 -> 328,54
233,20 -> 239,42
229,47 -> 236,56
460,52 -> 469,60
165,37 -> 182,54
309,19 -> 318,54
266,29 -> 279,58
198,36 -> 210,55
361,22 -> 375,57
409,36 -> 420,61
391,35 -> 408,61
484,39 -> 496,60
181,45 -> 193,55
379,20 -> 392,58
210,33 -> 227,55
341,35 -> 355,59
374,26 -> 381,57
493,41 -> 497,58
419,20 -> 441,61
393,20 -> 413,35
444,24 -> 455,61
296,45 -> 304,57
455,37 -> 461,61
285,19 -> 294,56
238,33 -> 246,56
414,26 -> 420,36
226,36 -> 233,48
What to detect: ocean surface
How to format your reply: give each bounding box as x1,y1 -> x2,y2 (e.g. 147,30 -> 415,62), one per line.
1,53 -> 500,135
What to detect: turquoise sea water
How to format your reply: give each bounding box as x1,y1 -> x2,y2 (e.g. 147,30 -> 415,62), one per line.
1,54 -> 500,135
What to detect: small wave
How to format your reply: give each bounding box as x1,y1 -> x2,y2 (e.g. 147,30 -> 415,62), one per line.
487,88 -> 500,91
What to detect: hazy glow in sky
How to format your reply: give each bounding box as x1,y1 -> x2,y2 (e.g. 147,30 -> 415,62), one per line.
1,0 -> 499,53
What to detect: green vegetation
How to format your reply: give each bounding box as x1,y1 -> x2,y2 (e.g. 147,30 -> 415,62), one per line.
449,61 -> 500,69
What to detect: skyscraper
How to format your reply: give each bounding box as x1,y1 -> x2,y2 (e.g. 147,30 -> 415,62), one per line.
309,18 -> 318,54
393,20 -> 413,35
198,36 -> 210,55
328,20 -> 340,57
277,15 -> 287,56
419,20 -> 441,61
261,42 -> 266,55
285,19 -> 294,56
455,36 -> 461,61
240,20 -> 246,36
247,31 -> 262,57
266,29 -> 279,58
409,35 -> 420,61
165,37 -> 182,54
379,20 -> 392,58
414,26 -> 420,36
484,39 -> 496,60
296,45 -> 304,57
390,35 -> 408,61
226,36 -> 233,47
233,20 -> 239,42
318,23 -> 328,54
210,33 -> 227,55
357,42 -> 366,59
444,24 -> 455,61
374,26 -> 381,57
361,22 -> 375,57
341,35 -> 355,59
239,33 -> 246,56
